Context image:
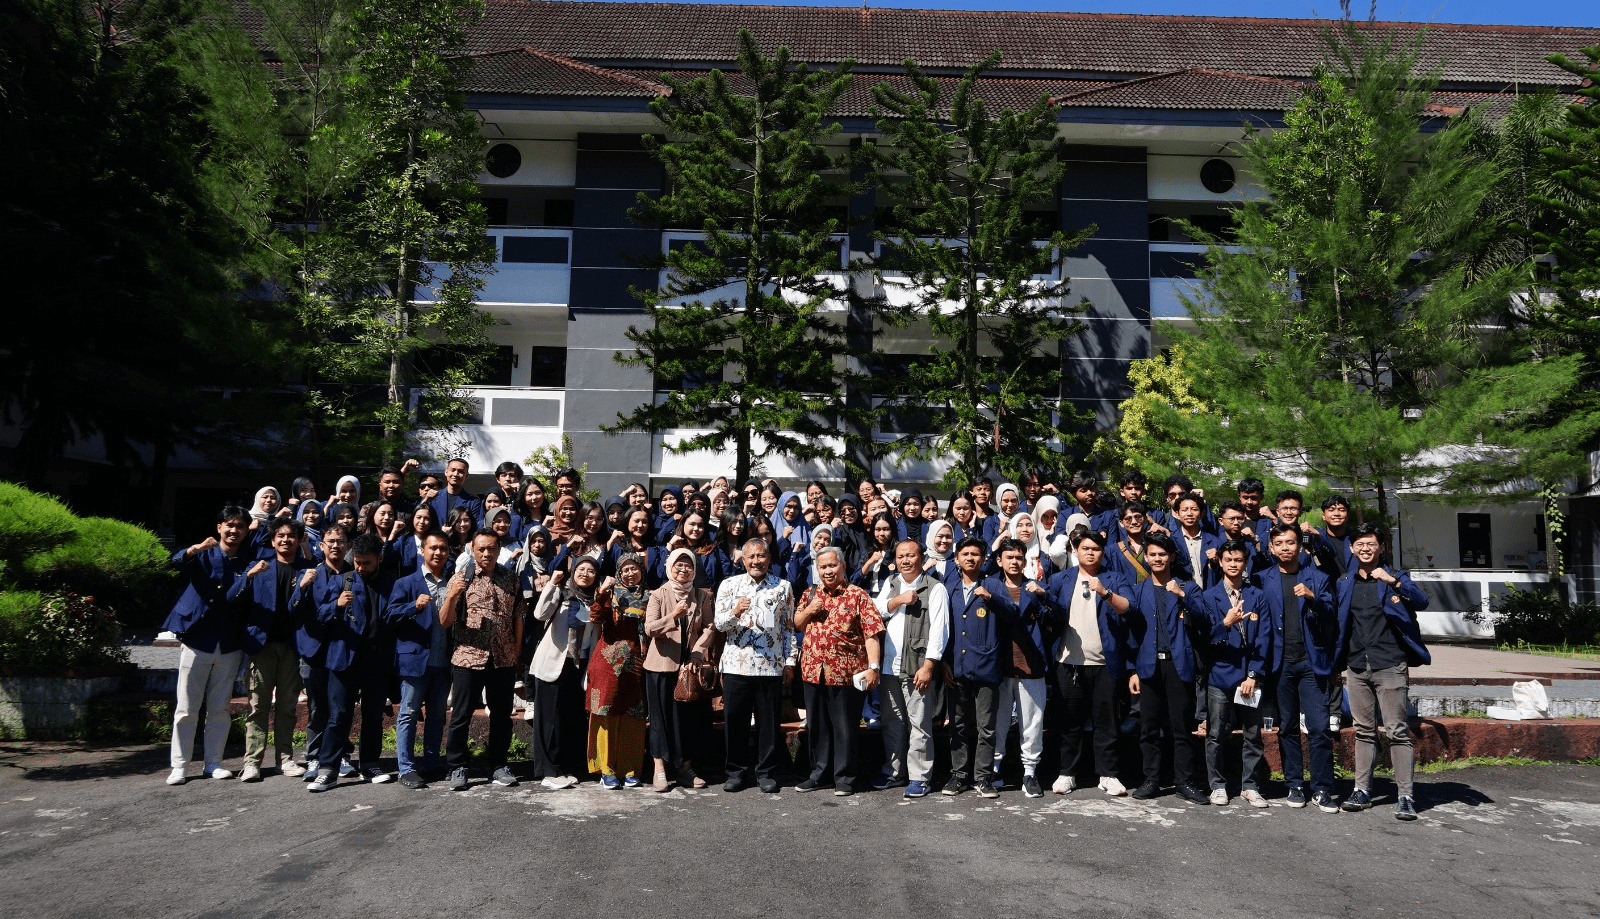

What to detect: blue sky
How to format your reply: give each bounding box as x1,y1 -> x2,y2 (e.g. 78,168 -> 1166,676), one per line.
651,0 -> 1597,27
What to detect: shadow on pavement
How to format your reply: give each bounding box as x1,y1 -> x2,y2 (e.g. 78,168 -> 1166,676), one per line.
0,742 -> 168,784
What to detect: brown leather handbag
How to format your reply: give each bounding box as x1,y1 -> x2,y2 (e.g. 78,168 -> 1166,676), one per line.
671,609 -> 720,702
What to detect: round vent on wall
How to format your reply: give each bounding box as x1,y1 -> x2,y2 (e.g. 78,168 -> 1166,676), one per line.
1200,158 -> 1236,194
485,143 -> 522,178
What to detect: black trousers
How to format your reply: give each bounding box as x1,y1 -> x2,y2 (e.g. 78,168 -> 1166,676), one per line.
803,681 -> 866,788
1054,663 -> 1121,781
644,669 -> 711,767
531,659 -> 583,778
722,673 -> 783,783
322,656 -> 388,767
445,664 -> 515,770
948,678 -> 1000,785
1138,656 -> 1200,787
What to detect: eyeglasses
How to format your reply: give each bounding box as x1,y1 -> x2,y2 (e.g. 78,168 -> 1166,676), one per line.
1081,581 -> 1092,599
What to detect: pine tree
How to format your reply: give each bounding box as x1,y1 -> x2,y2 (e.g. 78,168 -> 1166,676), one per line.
1160,24 -> 1569,524
182,0 -> 496,470
0,0 -> 282,498
607,31 -> 871,484
868,55 -> 1094,489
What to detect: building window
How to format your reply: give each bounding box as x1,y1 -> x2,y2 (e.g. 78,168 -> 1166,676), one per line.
528,346 -> 567,388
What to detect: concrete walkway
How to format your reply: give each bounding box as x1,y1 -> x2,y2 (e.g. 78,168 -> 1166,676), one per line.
1416,645 -> 1600,683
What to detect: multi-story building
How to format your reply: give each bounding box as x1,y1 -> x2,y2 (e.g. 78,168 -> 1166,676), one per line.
10,1 -> 1600,618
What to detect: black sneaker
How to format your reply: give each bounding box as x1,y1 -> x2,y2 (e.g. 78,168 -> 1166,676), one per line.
795,777 -> 830,793
1022,775 -> 1043,798
757,777 -> 779,794
976,781 -> 1000,799
1313,791 -> 1340,813
1131,780 -> 1160,800
1342,788 -> 1372,812
1285,786 -> 1308,808
942,778 -> 968,796
1395,795 -> 1418,821
1176,784 -> 1211,805
399,771 -> 426,790
448,767 -> 469,791
723,777 -> 746,793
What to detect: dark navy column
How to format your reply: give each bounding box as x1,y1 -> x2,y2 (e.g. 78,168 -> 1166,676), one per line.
565,133 -> 663,495
1058,145 -> 1149,430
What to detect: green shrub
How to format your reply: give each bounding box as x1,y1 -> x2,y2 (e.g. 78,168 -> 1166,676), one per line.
0,483 -> 79,577
0,591 -> 130,672
23,516 -> 172,627
1473,586 -> 1600,647
0,482 -> 172,628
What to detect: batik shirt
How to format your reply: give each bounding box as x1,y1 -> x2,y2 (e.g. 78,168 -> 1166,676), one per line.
713,572 -> 798,677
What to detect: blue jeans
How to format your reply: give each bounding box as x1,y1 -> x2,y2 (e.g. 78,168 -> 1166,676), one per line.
397,667 -> 451,775
1275,658 -> 1334,794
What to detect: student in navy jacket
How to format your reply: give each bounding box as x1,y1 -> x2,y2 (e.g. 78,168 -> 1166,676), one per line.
308,534 -> 395,791
427,457 -> 481,529
1256,522 -> 1340,812
943,537 -> 1003,795
1335,524 -> 1430,820
1103,502 -> 1154,585
163,505 -> 254,786
1125,534 -> 1208,803
1198,539 -> 1274,807
230,518 -> 317,781
985,537 -> 1053,796
1310,495 -> 1356,577
1044,529 -> 1134,797
386,530 -> 456,787
1168,494 -> 1225,588
296,524 -> 353,781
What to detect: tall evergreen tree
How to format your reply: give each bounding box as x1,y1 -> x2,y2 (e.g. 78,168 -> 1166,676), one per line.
1161,24 -> 1574,524
607,31 -> 870,484
0,0 -> 283,499
183,0 -> 496,470
868,55 -> 1093,489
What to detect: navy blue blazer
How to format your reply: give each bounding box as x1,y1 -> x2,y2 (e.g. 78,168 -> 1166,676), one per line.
313,569 -> 393,673
1254,563 -> 1338,678
1311,527 -> 1355,577
1170,529 -> 1226,587
390,534 -> 424,578
1335,568 -> 1431,668
1127,576 -> 1204,682
1197,580 -> 1272,689
229,557 -> 317,656
385,569 -> 449,678
161,547 -> 249,654
981,573 -> 1052,678
1043,566 -> 1134,676
946,575 -> 1001,683
429,490 -> 482,530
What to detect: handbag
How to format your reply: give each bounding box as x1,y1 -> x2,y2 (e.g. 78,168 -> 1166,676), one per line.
672,602 -> 720,702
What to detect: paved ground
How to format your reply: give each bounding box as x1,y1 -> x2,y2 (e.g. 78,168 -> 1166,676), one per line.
1,743 -> 1597,919
1417,645 -> 1600,681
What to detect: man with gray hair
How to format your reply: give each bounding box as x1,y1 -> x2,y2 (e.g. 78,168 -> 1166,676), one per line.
872,538 -> 950,799
714,538 -> 797,793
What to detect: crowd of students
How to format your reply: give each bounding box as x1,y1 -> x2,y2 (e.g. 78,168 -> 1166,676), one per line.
161,459 -> 1431,821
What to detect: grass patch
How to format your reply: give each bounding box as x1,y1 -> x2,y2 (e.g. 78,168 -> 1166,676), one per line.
1498,641 -> 1600,662
1457,709 -> 1490,719
1414,755 -> 1554,774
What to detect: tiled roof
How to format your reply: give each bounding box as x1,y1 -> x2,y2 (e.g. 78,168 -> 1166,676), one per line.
468,0 -> 1600,89
1052,68 -> 1307,111
607,68 -> 1111,116
466,47 -> 669,96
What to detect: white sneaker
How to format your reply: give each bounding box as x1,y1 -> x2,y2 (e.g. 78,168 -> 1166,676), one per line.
1241,789 -> 1269,809
240,764 -> 262,782
1210,788 -> 1230,806
1052,775 -> 1076,795
204,765 -> 233,780
541,774 -> 578,789
1099,777 -> 1127,797
166,767 -> 188,786
280,761 -> 307,778
302,760 -> 320,782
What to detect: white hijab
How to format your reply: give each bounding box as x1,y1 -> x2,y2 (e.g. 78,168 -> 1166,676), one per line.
1032,495 -> 1071,569
250,487 -> 281,522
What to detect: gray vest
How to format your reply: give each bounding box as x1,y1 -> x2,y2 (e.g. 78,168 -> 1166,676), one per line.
890,574 -> 938,677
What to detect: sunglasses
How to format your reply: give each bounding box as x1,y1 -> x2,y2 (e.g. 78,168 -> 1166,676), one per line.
419,482 -> 440,491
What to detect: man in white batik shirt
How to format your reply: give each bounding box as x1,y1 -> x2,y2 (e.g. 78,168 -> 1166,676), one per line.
715,538 -> 797,793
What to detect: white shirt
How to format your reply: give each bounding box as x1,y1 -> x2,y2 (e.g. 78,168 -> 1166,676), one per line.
713,572 -> 797,677
873,572 -> 951,678
1058,576 -> 1104,666
1183,530 -> 1206,587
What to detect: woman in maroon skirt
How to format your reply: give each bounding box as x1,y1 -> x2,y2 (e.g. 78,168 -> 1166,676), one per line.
586,553 -> 649,788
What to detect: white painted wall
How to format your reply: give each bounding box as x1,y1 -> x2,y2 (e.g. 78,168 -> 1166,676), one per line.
476,139 -> 577,187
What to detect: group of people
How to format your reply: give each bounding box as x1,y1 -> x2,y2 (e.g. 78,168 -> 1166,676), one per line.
162,460 -> 1431,820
